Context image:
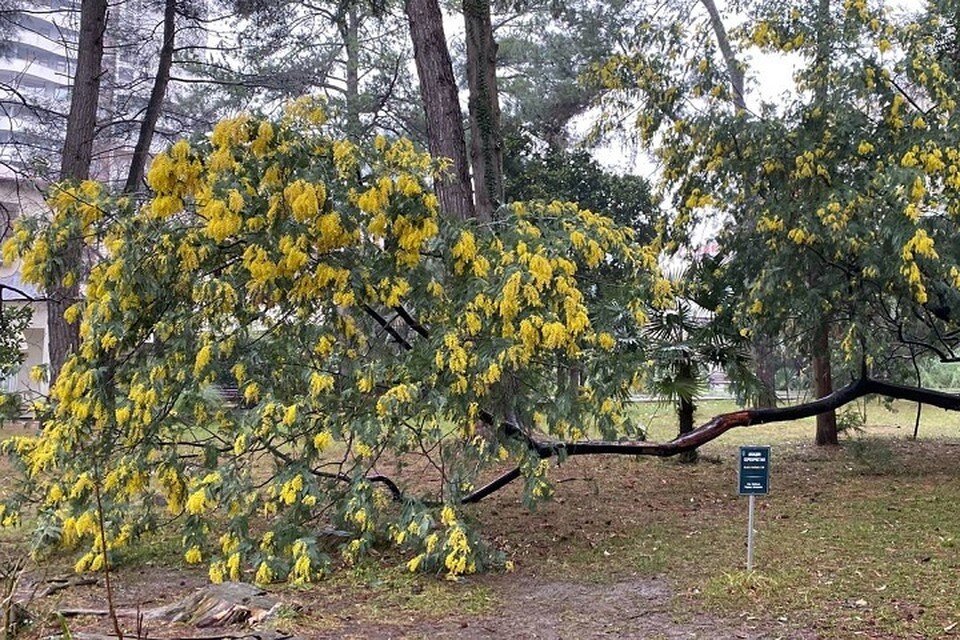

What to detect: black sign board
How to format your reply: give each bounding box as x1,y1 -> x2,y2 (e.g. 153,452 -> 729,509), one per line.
738,445 -> 770,495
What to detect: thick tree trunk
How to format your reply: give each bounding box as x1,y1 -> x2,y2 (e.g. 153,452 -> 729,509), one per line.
49,0 -> 108,382
60,0 -> 108,183
404,0 -> 475,221
812,322 -> 838,445
463,0 -> 502,222
124,0 -> 176,193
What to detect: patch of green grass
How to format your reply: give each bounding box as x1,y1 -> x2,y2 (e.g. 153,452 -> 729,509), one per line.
702,569 -> 786,602
663,455 -> 960,638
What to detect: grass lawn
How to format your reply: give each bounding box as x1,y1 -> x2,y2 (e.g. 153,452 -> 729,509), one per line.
3,398 -> 960,638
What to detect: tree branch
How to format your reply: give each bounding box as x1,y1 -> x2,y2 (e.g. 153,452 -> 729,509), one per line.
461,376 -> 960,501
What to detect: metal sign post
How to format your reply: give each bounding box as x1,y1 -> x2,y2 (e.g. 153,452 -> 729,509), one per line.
738,445 -> 770,572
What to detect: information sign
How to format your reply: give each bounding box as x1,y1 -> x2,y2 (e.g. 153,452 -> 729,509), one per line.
738,445 -> 771,496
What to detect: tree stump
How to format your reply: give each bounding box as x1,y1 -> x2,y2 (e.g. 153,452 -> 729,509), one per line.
145,582 -> 283,628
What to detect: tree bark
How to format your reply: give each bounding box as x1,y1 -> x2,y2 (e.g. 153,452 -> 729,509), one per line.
124,0 -> 176,193
700,0 -> 745,111
463,0 -> 502,222
60,0 -> 108,183
753,338 -> 779,408
49,0 -> 108,383
810,0 -> 837,445
340,5 -> 361,139
404,0 -> 475,221
677,396 -> 698,463
812,322 -> 838,445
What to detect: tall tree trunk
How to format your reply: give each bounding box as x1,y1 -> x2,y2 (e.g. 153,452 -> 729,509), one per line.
60,0 -> 108,182
49,0 -> 108,383
810,0 -> 836,443
463,0 -> 502,222
812,322 -> 838,445
404,0 -> 475,221
124,0 -> 176,193
700,0 -> 745,112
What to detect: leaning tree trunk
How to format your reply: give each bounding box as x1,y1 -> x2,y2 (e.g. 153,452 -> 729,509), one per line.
812,321 -> 838,445
124,0 -> 176,193
357,301 -> 960,504
458,375 -> 960,503
404,0 -> 475,221
49,0 -> 108,383
701,0 -> 779,408
700,0 -> 745,112
463,0 -> 502,222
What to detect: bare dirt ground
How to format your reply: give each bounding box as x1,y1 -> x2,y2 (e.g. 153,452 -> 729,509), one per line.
14,571 -> 797,639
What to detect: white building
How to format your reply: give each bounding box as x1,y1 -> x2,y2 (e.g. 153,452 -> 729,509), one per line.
0,0 -> 79,400
0,178 -> 49,401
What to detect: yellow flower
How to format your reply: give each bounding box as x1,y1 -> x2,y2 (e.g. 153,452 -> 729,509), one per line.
310,372 -> 335,395
541,322 -> 568,349
528,254 -> 553,288
184,547 -> 202,564
440,506 -> 457,526
194,344 -> 213,378
901,229 -> 938,261
910,176 -> 925,202
407,553 -> 425,573
185,489 -> 208,515
252,120 -> 274,156
280,475 -> 304,505
452,230 -> 478,274
313,431 -> 333,451
332,140 -> 357,177
291,553 -> 312,584
254,561 -> 274,585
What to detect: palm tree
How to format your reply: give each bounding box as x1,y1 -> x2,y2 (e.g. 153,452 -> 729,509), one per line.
645,265 -> 757,463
